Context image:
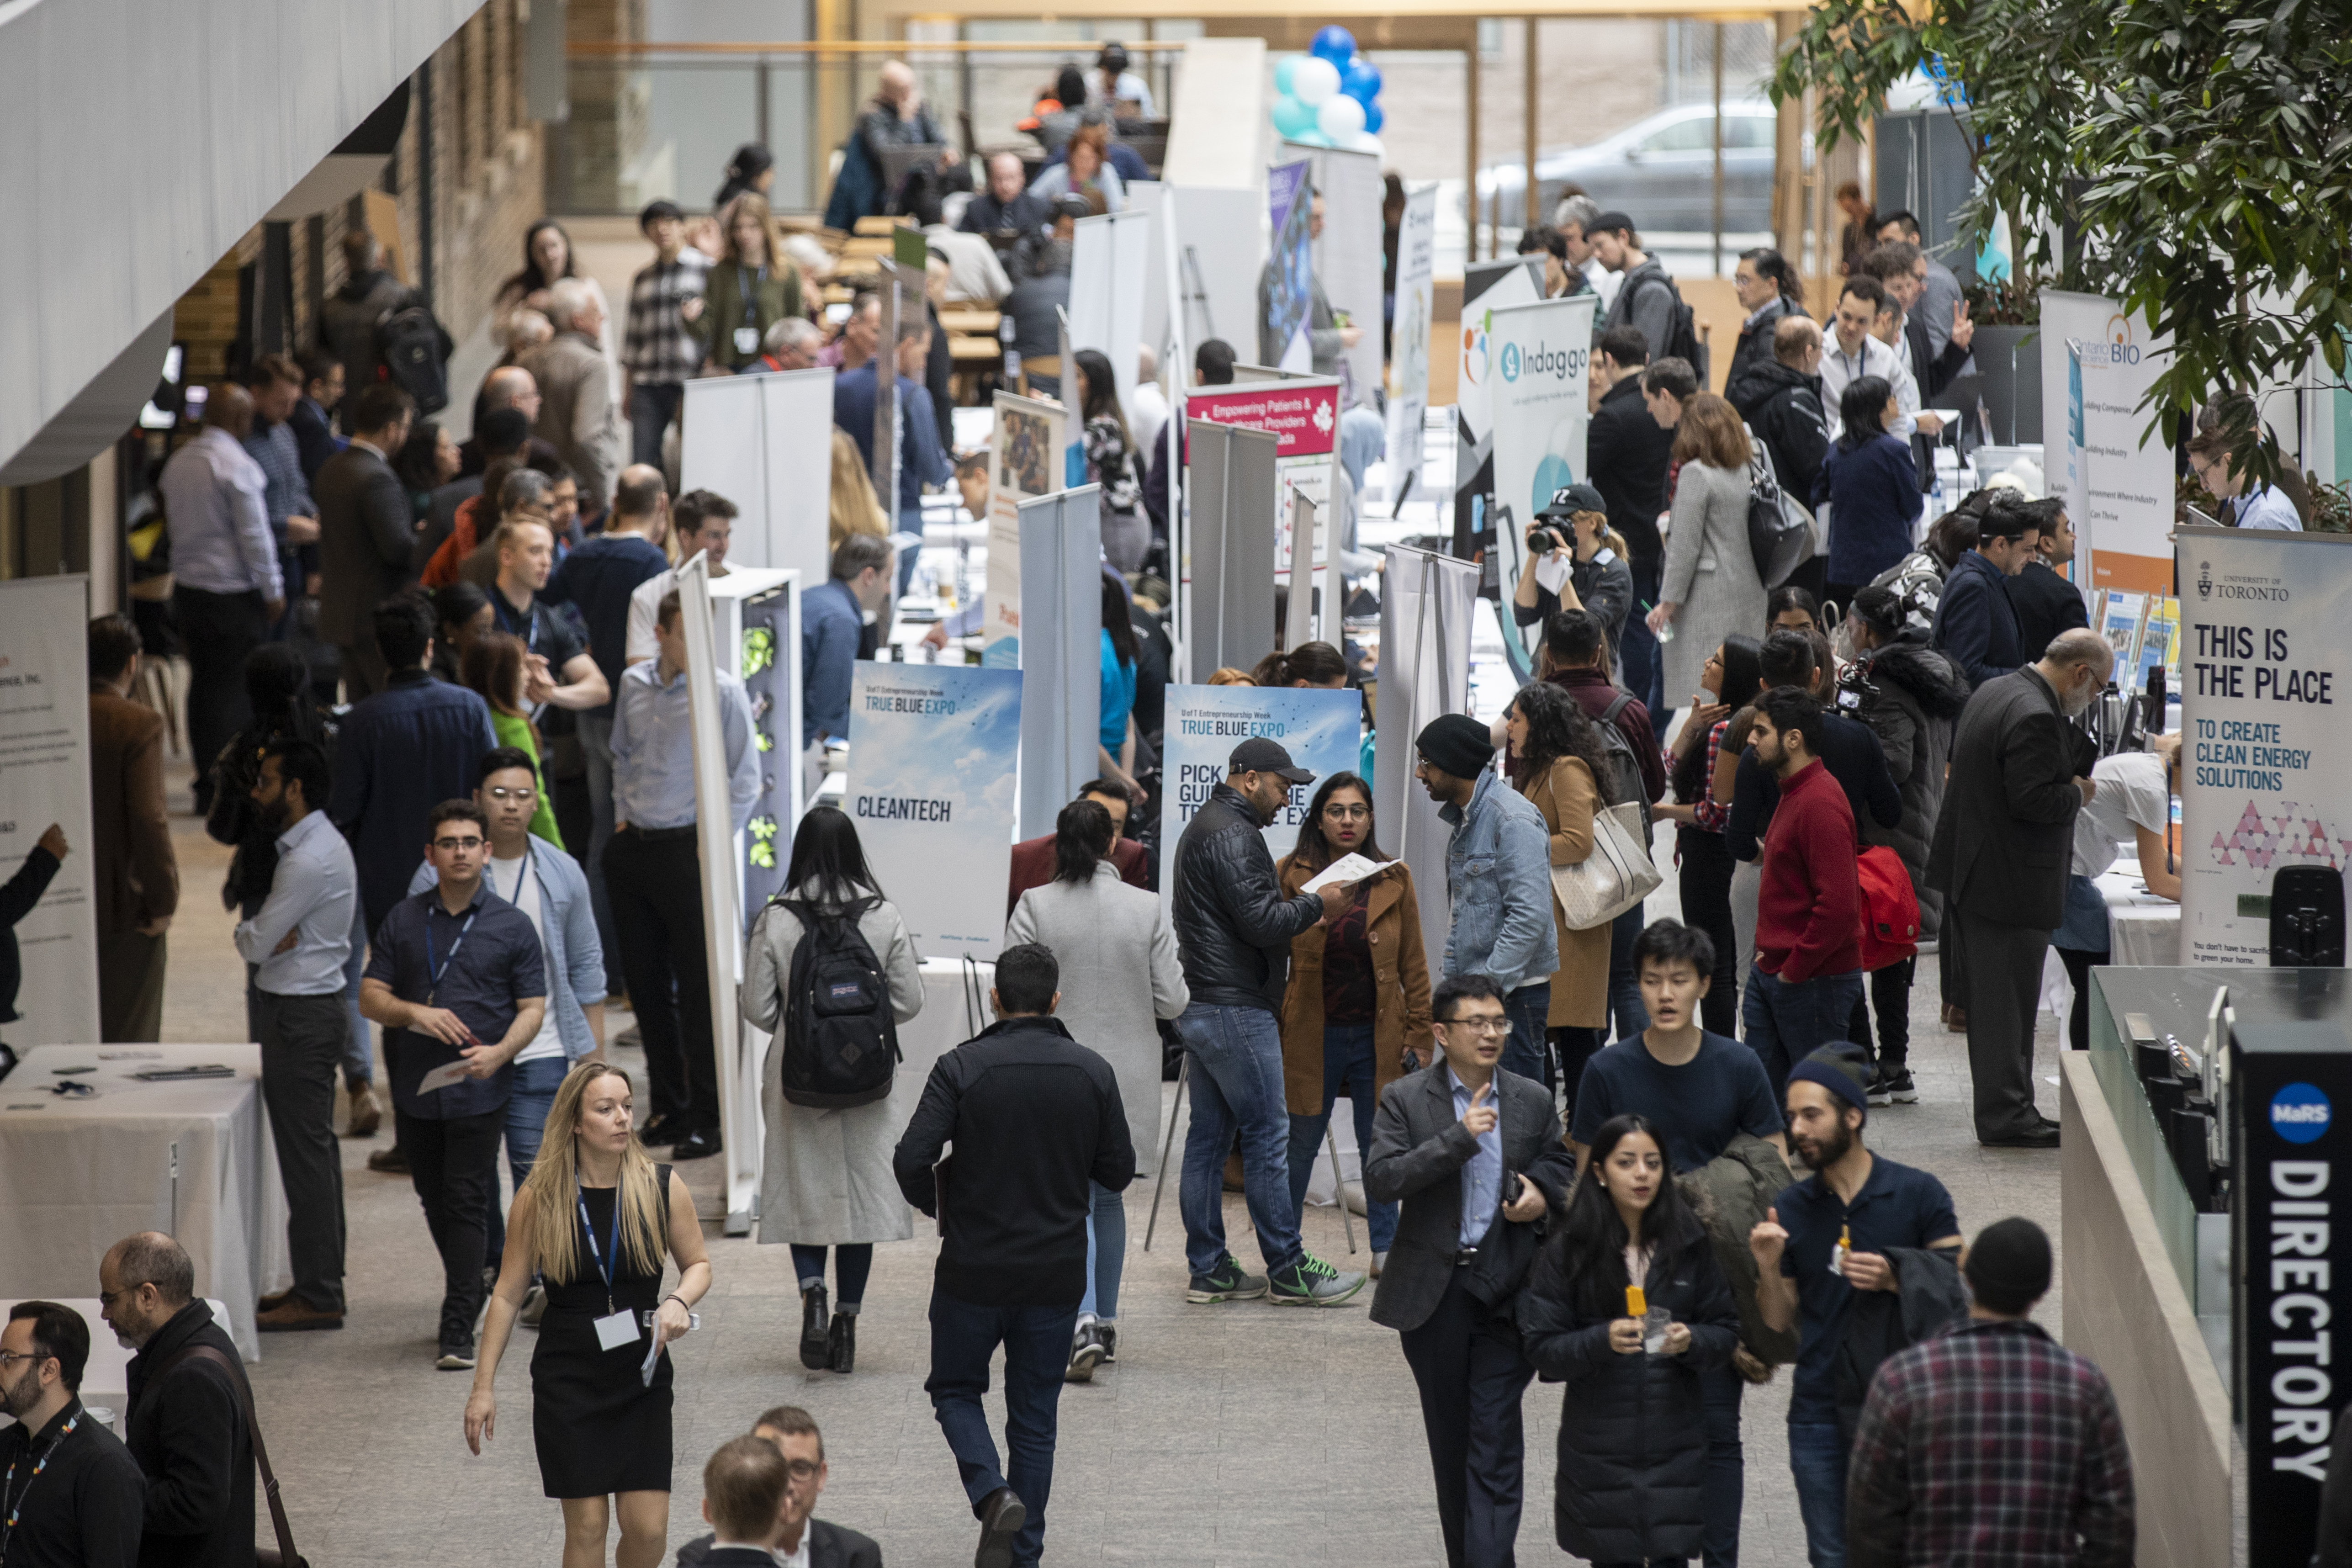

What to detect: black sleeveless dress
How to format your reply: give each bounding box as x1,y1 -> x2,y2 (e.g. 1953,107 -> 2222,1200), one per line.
530,1167 -> 675,1498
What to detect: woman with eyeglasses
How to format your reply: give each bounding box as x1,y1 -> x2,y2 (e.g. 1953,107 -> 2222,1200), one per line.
1273,771 -> 1433,1277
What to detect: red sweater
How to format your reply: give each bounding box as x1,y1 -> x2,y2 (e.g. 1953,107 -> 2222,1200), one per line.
1753,758 -> 1861,983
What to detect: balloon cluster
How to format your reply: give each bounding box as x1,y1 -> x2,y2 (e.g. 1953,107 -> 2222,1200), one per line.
1270,26 -> 1385,156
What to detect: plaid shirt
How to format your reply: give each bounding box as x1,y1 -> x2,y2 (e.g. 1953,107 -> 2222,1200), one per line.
243,418 -> 314,530
1663,718 -> 1733,832
1847,1318 -> 2135,1568
620,249 -> 711,384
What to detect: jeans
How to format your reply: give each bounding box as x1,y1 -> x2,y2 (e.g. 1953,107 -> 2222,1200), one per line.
1845,956 -> 1917,1073
627,381 -> 685,469
926,1290 -> 1076,1567
1607,901 -> 1649,1043
1787,1419 -> 1850,1568
254,990 -> 349,1312
575,710 -> 625,997
484,1053 -> 572,1264
1078,1183 -> 1126,1319
1283,1022 -> 1398,1255
792,1244 -> 875,1309
603,829 -> 718,1130
394,1102 -> 504,1347
340,901 -> 373,1089
1676,828 -> 1741,1036
1700,1363 -> 1745,1568
1619,556 -> 1666,715
1500,982 -> 1551,1087
1743,967 -> 1864,1097
1398,1270 -> 1536,1568
1175,1002 -> 1303,1277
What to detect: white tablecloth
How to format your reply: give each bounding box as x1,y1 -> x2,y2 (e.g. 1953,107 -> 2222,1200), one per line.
0,1045 -> 286,1361
2039,862 -> 2182,1019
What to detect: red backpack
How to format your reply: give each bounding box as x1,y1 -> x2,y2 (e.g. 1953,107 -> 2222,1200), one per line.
1855,845 -> 1920,970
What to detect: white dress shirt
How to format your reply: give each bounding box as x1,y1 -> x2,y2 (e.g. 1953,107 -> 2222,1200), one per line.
2232,482 -> 2303,532
1818,330 -> 1919,442
160,427 -> 284,600
233,808 -> 357,996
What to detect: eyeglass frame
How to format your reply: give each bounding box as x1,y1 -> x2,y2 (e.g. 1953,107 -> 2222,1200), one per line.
431,835 -> 487,852
1433,1013 -> 1512,1037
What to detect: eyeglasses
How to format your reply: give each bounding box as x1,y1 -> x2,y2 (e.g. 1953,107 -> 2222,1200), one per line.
1436,1016 -> 1512,1036
783,1459 -> 823,1481
1322,804 -> 1370,821
483,787 -> 537,804
433,836 -> 487,852
0,1351 -> 50,1370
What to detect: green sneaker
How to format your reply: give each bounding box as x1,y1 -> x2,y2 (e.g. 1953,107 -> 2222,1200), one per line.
1186,1254 -> 1270,1303
1268,1252 -> 1368,1307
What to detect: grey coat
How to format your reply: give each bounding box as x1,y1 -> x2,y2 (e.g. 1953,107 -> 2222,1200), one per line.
1006,863 -> 1189,1175
742,889 -> 926,1245
1658,457 -> 1763,703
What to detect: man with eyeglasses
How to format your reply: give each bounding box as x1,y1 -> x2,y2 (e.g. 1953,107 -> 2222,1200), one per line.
409,748 -> 607,1323
0,1300 -> 144,1568
676,1405 -> 882,1568
360,800 -> 547,1370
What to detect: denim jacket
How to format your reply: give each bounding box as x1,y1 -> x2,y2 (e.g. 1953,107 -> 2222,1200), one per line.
408,839 -> 606,1061
1440,766 -> 1558,993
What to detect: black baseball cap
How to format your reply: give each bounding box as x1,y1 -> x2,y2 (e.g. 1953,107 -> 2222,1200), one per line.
1229,736 -> 1314,783
1539,482 -> 1607,520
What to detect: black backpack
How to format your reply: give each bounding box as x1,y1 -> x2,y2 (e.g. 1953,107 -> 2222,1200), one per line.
376,301 -> 453,415
1633,271 -> 1709,384
1587,689 -> 1653,828
775,896 -> 901,1108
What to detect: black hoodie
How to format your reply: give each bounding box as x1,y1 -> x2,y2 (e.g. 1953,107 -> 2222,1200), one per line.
1727,357 -> 1829,504
1838,637 -> 1971,938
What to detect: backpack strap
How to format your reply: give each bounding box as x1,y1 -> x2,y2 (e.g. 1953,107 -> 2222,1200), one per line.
151,1343 -> 304,1568
1601,689 -> 1637,729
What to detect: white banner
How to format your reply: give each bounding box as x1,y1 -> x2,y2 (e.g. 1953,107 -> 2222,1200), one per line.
0,576 -> 98,1045
1387,183 -> 1438,502
983,392 -> 1066,670
679,366 -> 836,588
1068,208 -> 1153,411
2067,326 -> 2175,597
2177,526 -> 2352,965
1374,547 -> 1482,965
1284,141 -> 1384,411
1488,294 -> 1599,658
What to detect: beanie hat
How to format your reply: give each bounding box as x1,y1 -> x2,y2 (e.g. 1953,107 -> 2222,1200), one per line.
1786,1041 -> 1871,1113
1415,714 -> 1495,781
1963,1217 -> 2052,1314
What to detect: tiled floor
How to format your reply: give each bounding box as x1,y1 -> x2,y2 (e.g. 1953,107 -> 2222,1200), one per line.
152,805 -> 2067,1567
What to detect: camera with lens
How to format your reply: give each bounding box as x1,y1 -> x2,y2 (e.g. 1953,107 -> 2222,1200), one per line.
1526,521 -> 1568,555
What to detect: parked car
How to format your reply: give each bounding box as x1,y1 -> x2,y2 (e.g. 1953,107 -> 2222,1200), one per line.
1474,100 -> 1779,236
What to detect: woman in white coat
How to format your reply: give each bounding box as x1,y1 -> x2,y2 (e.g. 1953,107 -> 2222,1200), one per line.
1006,797 -> 1187,1380
742,806 -> 923,1376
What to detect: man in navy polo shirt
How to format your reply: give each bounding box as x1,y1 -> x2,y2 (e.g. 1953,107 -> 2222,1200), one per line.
360,799 -> 546,1371
1750,1041 -> 1961,1568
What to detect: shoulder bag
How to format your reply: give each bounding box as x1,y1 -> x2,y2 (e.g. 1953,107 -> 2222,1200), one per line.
1543,758 -> 1662,930
149,1343 -> 308,1568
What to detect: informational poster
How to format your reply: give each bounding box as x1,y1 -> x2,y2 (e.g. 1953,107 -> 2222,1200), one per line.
1186,379 -> 1340,578
1487,294 -> 1599,660
2176,526 -> 2352,965
844,663 -> 1022,957
1261,160 -> 1316,372
983,391 -> 1066,669
1068,208 -> 1152,411
0,576 -> 99,1046
1386,183 -> 1438,503
1283,141 -> 1384,409
1453,256 -> 1547,563
1158,682 -> 1364,894
2067,328 -> 2175,595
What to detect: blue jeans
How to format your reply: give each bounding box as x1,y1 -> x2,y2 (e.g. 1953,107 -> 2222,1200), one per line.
1787,1419 -> 1849,1568
1742,967 -> 1864,1099
1620,555 -> 1666,714
1283,1022 -> 1398,1254
926,1290 -> 1076,1568
485,1052 -> 572,1264
1176,1003 -> 1303,1278
1078,1183 -> 1125,1320
792,1244 -> 874,1309
1608,900 -> 1649,1043
1501,981 -> 1551,1087
575,710 -> 625,997
340,901 -> 375,1088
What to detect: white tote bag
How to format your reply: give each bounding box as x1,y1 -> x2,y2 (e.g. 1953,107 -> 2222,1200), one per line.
1549,799 -> 1663,931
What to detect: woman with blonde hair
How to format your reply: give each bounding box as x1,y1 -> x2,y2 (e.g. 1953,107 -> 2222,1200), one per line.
1644,389 -> 1763,731
827,427 -> 891,554
460,629 -> 565,847
466,1061 -> 711,1568
684,192 -> 806,374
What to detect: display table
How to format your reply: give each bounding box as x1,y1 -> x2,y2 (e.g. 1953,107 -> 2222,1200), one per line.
2039,858 -> 2182,1021
0,1045 -> 286,1360
0,1297 -> 234,1435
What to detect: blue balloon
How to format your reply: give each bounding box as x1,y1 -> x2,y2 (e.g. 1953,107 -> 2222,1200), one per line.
1364,100 -> 1385,135
1310,25 -> 1357,65
1342,58 -> 1383,104
1270,94 -> 1317,138
1273,54 -> 1301,96
1295,127 -> 1335,148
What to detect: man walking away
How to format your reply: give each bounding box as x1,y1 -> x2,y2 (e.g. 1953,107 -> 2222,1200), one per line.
1413,716 -> 1557,1087
0,1300 -> 145,1568
237,740 -> 357,1332
1727,316 -> 1830,507
1585,326 -> 1675,710
1931,496 -> 2040,691
314,384 -> 418,699
1587,212 -> 1680,364
621,199 -> 712,470
86,616 -> 178,1041
1364,975 -> 1573,1568
1847,1217 -> 2135,1568
607,591 -> 759,1159
893,944 -> 1137,1568
1169,739 -> 1367,1308
318,229 -> 415,395
519,279 -> 625,527
1927,628 -> 2110,1148
1743,686 -> 1864,1095
100,1232 -> 254,1567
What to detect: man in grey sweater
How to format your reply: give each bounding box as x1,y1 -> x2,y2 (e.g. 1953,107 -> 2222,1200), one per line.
1589,211 -> 1682,364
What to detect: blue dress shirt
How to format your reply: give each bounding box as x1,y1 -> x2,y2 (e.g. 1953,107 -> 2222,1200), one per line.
609,659 -> 761,833
801,578 -> 864,747
1447,1065 -> 1505,1250
233,809 -> 357,996
832,364 -> 952,517
366,882 -> 545,1120
160,427 -> 283,600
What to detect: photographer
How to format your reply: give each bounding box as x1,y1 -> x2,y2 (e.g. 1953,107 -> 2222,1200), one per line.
1512,483 -> 1634,660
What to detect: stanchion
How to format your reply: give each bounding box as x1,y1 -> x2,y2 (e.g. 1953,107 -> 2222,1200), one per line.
1324,1123 -> 1357,1254
1142,1055 -> 1188,1251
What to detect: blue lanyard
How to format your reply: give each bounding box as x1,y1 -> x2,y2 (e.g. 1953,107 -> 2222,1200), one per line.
493,848 -> 533,907
496,593 -> 541,652
424,907 -> 479,1004
577,1182 -> 621,1312
3,1410 -> 81,1549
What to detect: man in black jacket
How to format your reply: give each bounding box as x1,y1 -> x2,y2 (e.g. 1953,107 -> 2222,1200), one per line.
100,1232 -> 253,1568
894,944 -> 1135,1568
2003,498 -> 2090,662
0,1300 -> 145,1568
1586,325 -> 1676,713
314,382 -> 418,699
1169,738 -> 1364,1308
1727,315 -> 1829,505
1926,629 -> 2110,1147
675,1406 -> 884,1568
316,230 -> 416,397
961,151 -> 1051,239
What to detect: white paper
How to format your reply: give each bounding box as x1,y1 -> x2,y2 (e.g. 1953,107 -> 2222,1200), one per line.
1301,853 -> 1394,894
640,1327 -> 664,1385
415,1059 -> 472,1094
1534,551 -> 1572,596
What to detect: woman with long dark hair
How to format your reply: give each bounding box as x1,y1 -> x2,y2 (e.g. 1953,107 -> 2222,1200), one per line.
1273,772 -> 1432,1275
1520,1114 -> 1740,1567
740,807 -> 924,1373
460,630 -> 565,847
1655,633 -> 1764,1034
495,220 -> 611,358
431,580 -> 495,683
1098,574 -> 1143,796
1073,348 -> 1148,571
1504,680 -> 1616,1107
1814,373 -> 1924,606
1768,584 -> 1822,634
1250,641 -> 1349,689
1006,798 -> 1187,1376
713,142 -> 775,208
393,419 -> 461,520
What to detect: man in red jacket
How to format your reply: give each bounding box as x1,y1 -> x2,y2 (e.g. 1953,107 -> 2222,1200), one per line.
1004,778 -> 1149,919
1743,686 -> 1863,1094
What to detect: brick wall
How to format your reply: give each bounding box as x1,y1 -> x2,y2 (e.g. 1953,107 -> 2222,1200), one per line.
172,230 -> 263,386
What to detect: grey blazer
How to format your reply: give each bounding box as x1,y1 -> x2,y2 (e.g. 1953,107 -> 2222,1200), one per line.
1363,1063 -> 1576,1333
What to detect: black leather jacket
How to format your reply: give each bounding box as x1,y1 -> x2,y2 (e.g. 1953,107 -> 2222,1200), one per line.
1171,783 -> 1324,1012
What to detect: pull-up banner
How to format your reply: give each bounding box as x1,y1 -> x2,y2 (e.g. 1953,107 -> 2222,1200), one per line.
1158,682 -> 1364,894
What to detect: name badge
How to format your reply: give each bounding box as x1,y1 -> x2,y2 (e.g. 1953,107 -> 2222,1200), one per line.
594,1308 -> 641,1351
734,326 -> 760,355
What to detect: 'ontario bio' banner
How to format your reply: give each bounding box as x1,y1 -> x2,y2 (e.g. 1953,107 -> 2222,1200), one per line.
1158,682 -> 1364,895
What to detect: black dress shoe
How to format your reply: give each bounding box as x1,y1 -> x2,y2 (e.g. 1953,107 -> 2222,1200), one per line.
671,1128 -> 722,1160
800,1284 -> 830,1370
1982,1123 -> 2061,1149
975,1486 -> 1027,1568
637,1114 -> 681,1146
827,1312 -> 856,1374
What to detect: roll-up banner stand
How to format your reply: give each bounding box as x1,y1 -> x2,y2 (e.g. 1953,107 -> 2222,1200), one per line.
2176,525 -> 2352,967
1183,419 -> 1279,683
1159,682 -> 1364,899
724,565 -> 804,921
1387,183 -> 1439,507
1017,484 -> 1103,841
1453,257 -> 1547,580
1069,208 -> 1153,412
2065,319 -> 2175,597
0,575 -> 100,1047
1279,141 -> 1384,412
984,391 -> 1068,669
1377,546 -> 1482,964
1185,377 -> 1340,641
1261,160 -> 1316,372
872,253 -> 927,529
1487,294 -> 1599,673
845,662 -> 1022,957
679,366 -> 836,588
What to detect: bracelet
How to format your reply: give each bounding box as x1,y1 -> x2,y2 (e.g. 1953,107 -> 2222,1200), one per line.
662,1293 -> 689,1311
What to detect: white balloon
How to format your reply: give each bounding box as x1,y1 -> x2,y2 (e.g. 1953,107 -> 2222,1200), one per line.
1293,55 -> 1341,106
1346,130 -> 1385,157
1316,90 -> 1366,141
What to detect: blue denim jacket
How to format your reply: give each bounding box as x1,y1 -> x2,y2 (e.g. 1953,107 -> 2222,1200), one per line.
1440,766 -> 1558,993
409,839 -> 606,1062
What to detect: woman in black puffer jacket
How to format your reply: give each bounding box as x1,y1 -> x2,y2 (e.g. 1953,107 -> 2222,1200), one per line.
1840,585 -> 1971,942
1520,1114 -> 1740,1566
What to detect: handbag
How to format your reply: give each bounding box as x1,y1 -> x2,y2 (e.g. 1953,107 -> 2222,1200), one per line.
1549,798 -> 1663,931
149,1343 -> 309,1568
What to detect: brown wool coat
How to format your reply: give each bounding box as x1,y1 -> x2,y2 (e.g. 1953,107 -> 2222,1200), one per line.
1519,755 -> 1610,1028
1274,857 -> 1435,1116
